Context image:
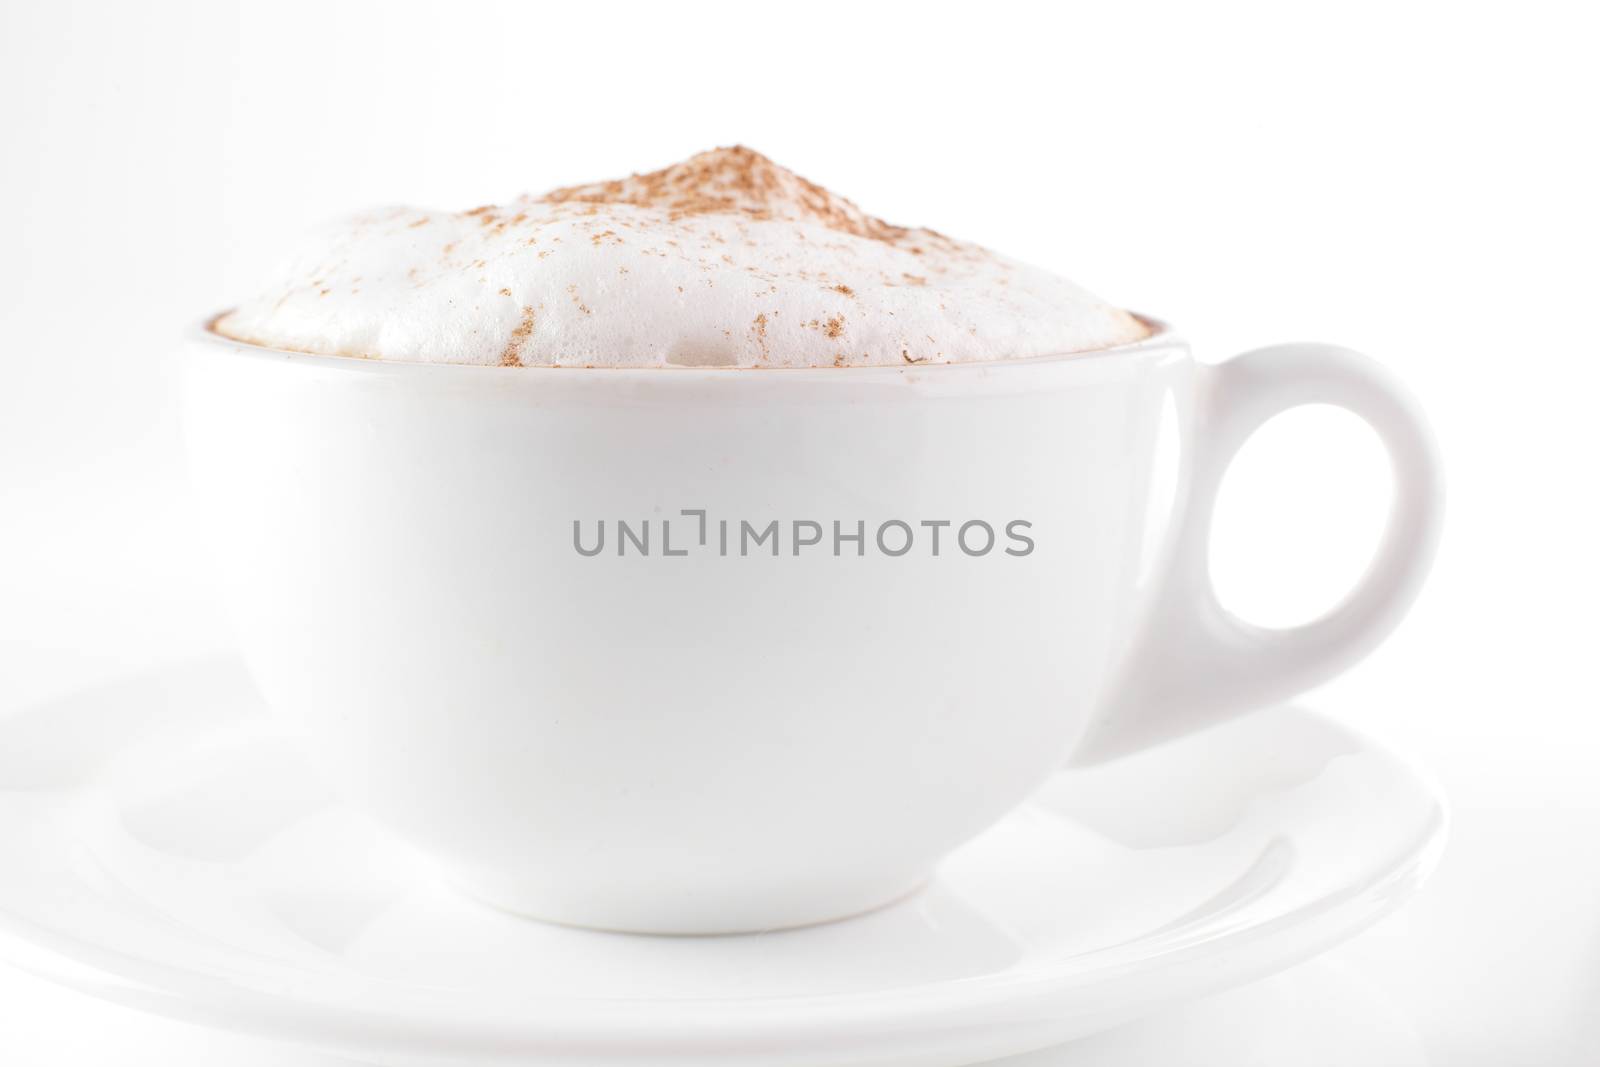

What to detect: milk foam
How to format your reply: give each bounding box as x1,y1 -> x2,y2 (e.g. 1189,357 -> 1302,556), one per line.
216,147 -> 1148,367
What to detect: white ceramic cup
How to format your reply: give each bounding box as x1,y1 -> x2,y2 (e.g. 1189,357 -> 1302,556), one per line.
183,320 -> 1442,934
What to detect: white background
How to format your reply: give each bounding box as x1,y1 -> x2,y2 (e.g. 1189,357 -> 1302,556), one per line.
2,1 -> 1597,1062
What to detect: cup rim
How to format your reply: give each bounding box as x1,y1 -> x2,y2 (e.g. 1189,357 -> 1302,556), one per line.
192,311 -> 1184,380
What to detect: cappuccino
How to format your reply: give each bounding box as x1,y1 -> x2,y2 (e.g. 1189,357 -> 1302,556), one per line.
215,147 -> 1147,368
189,147 -> 1442,934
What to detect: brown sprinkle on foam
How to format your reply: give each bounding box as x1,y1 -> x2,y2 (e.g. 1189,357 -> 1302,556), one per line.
539,146 -> 921,246
752,312 -> 770,359
500,305 -> 535,366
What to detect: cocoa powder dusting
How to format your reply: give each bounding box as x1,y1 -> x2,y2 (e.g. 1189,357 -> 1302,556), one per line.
540,146 -> 916,245
500,305 -> 535,366
752,312 -> 770,358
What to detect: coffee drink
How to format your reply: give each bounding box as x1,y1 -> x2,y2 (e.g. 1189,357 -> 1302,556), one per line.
214,146 -> 1148,368
187,149 -> 1442,935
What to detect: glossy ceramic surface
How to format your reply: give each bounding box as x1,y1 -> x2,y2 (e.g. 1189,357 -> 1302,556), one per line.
0,661 -> 1445,1066
182,327 -> 1442,932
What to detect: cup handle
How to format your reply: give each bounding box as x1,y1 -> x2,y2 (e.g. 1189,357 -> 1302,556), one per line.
1071,342 -> 1445,765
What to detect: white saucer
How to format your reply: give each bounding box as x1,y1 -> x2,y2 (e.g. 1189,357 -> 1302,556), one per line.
0,660 -> 1444,1067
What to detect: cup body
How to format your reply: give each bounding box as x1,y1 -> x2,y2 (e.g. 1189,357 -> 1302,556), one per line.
183,328 -> 1195,933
